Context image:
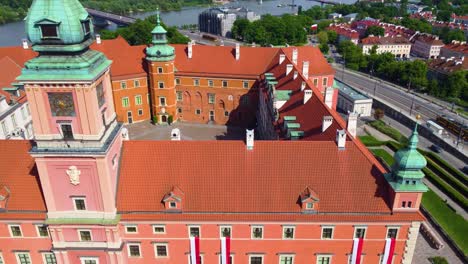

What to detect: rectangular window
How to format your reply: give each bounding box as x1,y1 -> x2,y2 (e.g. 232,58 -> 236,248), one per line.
128,244 -> 141,257
243,81 -> 249,89
40,25 -> 58,38
189,226 -> 200,237
387,227 -> 399,239
134,80 -> 140,87
250,256 -> 263,264
73,198 -> 86,210
222,80 -> 228,88
321,226 -> 334,239
317,255 -> 331,264
159,97 -> 166,106
208,93 -> 215,104
43,253 -> 57,264
208,80 -> 214,87
251,226 -> 263,239
241,95 -> 250,106
121,82 -> 127,89
158,82 -> 164,89
9,225 -> 22,237
194,79 -> 200,86
48,93 -> 76,116
11,114 -> 17,127
283,226 -> 295,239
153,225 -> 166,234
175,78 -> 181,85
169,201 -> 177,208
220,226 -> 231,238
177,91 -> 183,101
138,109 -> 143,116
37,225 -> 49,237
219,255 -> 233,264
60,123 -> 73,140
313,78 -> 318,86
1,121 -> 8,135
402,201 -> 406,207
80,258 -> 98,264
82,20 -> 91,35
79,230 -> 92,241
16,253 -> 31,264
177,107 -> 182,114
125,225 -> 138,233
135,95 -> 142,105
280,255 -> 294,264
21,107 -> 27,119
155,244 -> 168,257
158,67 -> 163,73
354,227 -> 367,239
322,77 -> 328,86
306,202 -> 314,209
96,83 -> 105,107
196,109 -> 201,115
224,111 -> 229,117
408,201 -> 413,207
122,97 -> 130,107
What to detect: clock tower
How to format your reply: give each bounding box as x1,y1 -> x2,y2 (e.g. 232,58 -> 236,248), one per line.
17,0 -> 124,262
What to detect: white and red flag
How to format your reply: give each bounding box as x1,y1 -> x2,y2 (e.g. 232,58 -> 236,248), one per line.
351,238 -> 364,264
190,236 -> 201,264
310,24 -> 318,30
221,236 -> 231,264
381,238 -> 396,264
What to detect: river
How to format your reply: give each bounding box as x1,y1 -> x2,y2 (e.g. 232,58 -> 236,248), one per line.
0,0 -> 355,47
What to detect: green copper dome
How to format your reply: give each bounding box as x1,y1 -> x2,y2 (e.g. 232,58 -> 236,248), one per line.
393,126 -> 427,172
25,0 -> 94,53
146,9 -> 175,62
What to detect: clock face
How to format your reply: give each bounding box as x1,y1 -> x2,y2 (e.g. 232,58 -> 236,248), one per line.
48,92 -> 76,117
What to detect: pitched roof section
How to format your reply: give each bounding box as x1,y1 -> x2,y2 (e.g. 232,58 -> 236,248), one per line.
281,46 -> 335,77
0,140 -> 46,219
117,140 -> 391,216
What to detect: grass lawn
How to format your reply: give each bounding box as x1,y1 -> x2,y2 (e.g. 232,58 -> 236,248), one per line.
368,120 -> 408,144
371,149 -> 395,166
422,190 -> 468,253
358,135 -> 386,146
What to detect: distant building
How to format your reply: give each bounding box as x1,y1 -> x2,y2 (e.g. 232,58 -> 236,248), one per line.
334,79 -> 373,117
440,40 -> 468,58
451,14 -> 468,26
343,13 -> 358,22
328,12 -> 342,20
326,24 -> 359,44
427,56 -> 467,80
411,33 -> 444,59
360,36 -> 412,58
198,7 -> 260,37
431,21 -> 468,39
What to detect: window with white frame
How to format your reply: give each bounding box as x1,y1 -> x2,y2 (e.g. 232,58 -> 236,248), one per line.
249,255 -> 263,264
208,80 -> 214,87
219,255 -> 234,264
37,224 -> 49,237
135,95 -> 142,105
9,225 -> 22,237
73,197 -> 86,210
208,93 -> 215,104
322,77 -> 328,86
154,243 -> 168,257
125,225 -> 138,234
251,226 -> 263,239
158,81 -> 164,89
220,226 -> 231,237
121,82 -> 127,89
79,230 -> 92,241
134,80 -> 140,87
153,225 -> 166,234
387,227 -> 399,239
189,226 -> 200,237
80,257 -> 99,264
354,227 -> 367,239
169,201 -> 177,208
222,80 -> 228,88
138,109 -> 143,116
321,226 -> 334,239
177,91 -> 183,101
316,255 -> 331,264
122,97 -> 130,107
16,252 -> 31,264
313,78 -> 318,87
224,111 -> 229,117
195,109 -> 201,115
194,79 -> 200,86
157,67 -> 163,73
43,252 -> 57,264
279,255 -> 294,264
175,78 -> 181,85
159,97 -> 166,106
282,226 -> 295,239
243,81 -> 249,89
127,243 -> 141,257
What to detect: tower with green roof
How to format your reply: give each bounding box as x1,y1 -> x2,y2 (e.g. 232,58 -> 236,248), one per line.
16,1 -> 125,261
385,123 -> 428,212
146,9 -> 177,124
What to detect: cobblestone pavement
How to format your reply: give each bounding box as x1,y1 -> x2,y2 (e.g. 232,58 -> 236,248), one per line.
126,121 -> 245,140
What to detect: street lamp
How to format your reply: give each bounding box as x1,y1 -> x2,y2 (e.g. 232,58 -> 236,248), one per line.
373,79 -> 380,96
409,92 -> 416,116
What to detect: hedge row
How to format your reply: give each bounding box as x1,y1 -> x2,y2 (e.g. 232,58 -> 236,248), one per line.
426,158 -> 468,198
422,167 -> 468,211
358,135 -> 387,147
426,152 -> 468,186
368,120 -> 408,144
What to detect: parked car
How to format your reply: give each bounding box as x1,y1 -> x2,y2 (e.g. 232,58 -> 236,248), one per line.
430,144 -> 442,153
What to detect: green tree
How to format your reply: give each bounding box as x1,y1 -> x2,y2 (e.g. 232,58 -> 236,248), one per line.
317,31 -> 329,45
326,30 -> 338,44
319,43 -> 329,54
403,60 -> 428,91
231,18 -> 250,40
365,25 -> 385,37
445,71 -> 468,98
338,41 -> 367,70
437,10 -> 452,22
446,29 -> 466,43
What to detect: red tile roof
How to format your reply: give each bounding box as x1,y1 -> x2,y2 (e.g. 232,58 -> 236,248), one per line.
281,46 -> 335,77
0,140 -> 46,219
361,36 -> 410,45
326,24 -> 360,40
412,34 -> 444,46
117,140 -> 392,217
442,42 -> 468,55
428,57 -> 468,74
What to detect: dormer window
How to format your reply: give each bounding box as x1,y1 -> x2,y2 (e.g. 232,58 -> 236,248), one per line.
169,202 -> 177,208
162,186 -> 184,210
82,20 -> 91,35
300,186 -> 319,212
41,24 -> 58,38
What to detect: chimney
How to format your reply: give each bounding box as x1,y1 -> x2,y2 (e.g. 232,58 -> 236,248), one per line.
246,129 -> 254,150
336,129 -> 346,149
301,81 -> 306,91
96,34 -> 101,44
292,48 -> 298,64
188,41 -> 193,59
22,39 -> 28,49
293,71 -> 298,80
304,89 -> 312,104
252,42 -> 256,47
324,87 -> 334,108
286,64 -> 293,75
322,116 -> 333,132
121,127 -> 130,140
235,43 -> 240,60
347,112 -> 358,138
302,61 -> 309,79
279,54 -> 286,64
171,128 -> 181,141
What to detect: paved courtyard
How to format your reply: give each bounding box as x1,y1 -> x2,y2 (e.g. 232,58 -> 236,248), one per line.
126,121 -> 245,140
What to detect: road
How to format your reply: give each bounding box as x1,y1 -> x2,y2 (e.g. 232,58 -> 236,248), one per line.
179,30 -> 242,47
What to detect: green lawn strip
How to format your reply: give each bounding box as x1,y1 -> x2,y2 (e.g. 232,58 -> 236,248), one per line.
422,189 -> 468,253
368,120 -> 408,144
422,168 -> 468,211
385,140 -> 403,152
425,158 -> 468,197
370,149 -> 395,166
425,152 -> 468,186
358,135 -> 387,147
